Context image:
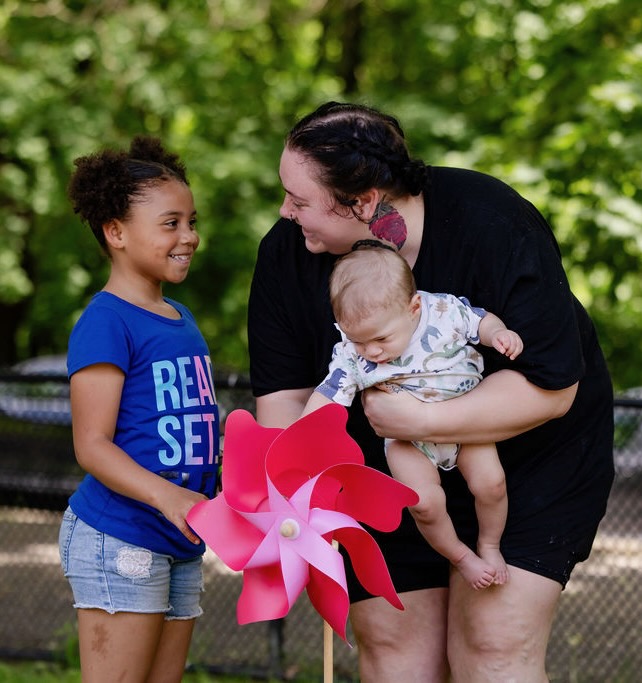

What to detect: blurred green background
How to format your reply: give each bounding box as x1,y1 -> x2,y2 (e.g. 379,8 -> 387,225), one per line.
1,0 -> 640,390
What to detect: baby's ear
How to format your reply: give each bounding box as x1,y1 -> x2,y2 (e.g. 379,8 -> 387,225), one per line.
409,293 -> 422,317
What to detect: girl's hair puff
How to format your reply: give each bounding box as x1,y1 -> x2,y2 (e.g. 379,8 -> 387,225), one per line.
67,136 -> 189,253
330,244 -> 417,325
286,101 -> 429,212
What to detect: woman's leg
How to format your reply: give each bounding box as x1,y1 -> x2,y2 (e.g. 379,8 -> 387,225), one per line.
77,609 -> 165,683
448,566 -> 561,683
350,587 -> 450,683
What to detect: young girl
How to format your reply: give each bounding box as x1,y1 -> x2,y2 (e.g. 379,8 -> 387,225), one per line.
303,244 -> 523,590
58,137 -> 219,683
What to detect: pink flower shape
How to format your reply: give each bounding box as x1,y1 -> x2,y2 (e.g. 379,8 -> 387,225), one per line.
369,207 -> 407,249
187,404 -> 418,642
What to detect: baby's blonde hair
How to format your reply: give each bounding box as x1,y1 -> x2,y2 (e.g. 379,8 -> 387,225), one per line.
330,245 -> 417,325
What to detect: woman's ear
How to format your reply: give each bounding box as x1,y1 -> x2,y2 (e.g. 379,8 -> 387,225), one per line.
103,219 -> 124,250
354,189 -> 383,222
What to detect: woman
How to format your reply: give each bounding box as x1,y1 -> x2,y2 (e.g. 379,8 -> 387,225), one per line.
248,101 -> 614,682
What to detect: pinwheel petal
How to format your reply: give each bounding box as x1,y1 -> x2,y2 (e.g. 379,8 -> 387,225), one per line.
289,515 -> 347,588
239,548 -> 310,624
266,404 -> 363,497
335,526 -> 404,610
307,508 -> 404,610
243,525 -> 284,569
320,463 -> 419,531
237,565 -> 290,624
308,565 -> 351,642
222,410 -> 282,511
279,542 -> 311,607
187,498 -> 264,571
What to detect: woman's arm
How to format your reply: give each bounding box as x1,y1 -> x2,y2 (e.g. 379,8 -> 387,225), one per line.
362,369 -> 577,444
71,364 -> 206,544
256,387 -> 315,428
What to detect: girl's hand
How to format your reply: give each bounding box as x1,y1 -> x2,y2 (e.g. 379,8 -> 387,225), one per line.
157,485 -> 208,545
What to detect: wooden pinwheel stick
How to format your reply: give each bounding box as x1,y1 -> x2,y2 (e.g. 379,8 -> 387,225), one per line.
324,617 -> 334,683
324,538 -> 339,683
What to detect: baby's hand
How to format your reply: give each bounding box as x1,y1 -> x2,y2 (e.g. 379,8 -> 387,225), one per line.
375,381 -> 401,394
492,330 -> 523,360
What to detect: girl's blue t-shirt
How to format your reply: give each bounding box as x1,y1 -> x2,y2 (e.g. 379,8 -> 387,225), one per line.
67,291 -> 219,558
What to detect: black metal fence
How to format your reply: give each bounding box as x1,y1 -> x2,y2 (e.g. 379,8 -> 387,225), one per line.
0,368 -> 640,682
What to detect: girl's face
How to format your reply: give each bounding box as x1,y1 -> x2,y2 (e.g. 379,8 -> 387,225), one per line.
278,147 -> 371,255
113,179 -> 199,285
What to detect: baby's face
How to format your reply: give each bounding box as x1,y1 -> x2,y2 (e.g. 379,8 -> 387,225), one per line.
340,297 -> 420,364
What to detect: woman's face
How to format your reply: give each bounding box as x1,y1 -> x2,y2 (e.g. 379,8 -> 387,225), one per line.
278,147 -> 371,255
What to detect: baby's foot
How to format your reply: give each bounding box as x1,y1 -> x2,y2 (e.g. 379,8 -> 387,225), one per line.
454,549 -> 496,590
478,544 -> 509,585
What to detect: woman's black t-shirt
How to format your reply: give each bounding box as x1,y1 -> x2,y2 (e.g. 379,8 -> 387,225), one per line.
248,166 -> 614,592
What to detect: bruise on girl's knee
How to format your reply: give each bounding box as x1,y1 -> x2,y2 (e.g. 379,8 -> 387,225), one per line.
116,546 -> 153,579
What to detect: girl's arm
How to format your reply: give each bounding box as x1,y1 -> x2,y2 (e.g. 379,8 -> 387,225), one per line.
362,369 -> 577,444
70,364 -> 206,544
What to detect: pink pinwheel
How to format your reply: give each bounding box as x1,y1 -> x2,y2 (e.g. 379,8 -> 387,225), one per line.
187,403 -> 418,642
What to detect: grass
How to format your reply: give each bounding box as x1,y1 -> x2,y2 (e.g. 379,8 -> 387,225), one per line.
0,661 -> 265,683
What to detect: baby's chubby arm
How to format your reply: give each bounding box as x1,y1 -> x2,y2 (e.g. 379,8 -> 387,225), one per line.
300,390 -> 334,417
478,312 -> 524,360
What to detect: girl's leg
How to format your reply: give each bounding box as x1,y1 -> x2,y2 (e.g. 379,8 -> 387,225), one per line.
77,609 -> 165,683
448,566 -> 561,682
457,443 -> 509,584
146,554 -> 202,682
147,618 -> 197,683
386,439 -> 495,589
78,610 -> 195,683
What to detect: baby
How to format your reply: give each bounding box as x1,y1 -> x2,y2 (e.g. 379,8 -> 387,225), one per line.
303,243 -> 523,589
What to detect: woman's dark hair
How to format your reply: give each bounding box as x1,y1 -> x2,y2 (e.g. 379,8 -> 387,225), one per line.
67,136 -> 189,253
286,101 -> 429,209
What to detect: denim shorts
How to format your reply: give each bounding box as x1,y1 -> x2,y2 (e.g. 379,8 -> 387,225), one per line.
59,508 -> 204,619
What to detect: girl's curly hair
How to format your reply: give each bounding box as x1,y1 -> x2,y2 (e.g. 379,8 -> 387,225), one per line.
67,136 -> 189,253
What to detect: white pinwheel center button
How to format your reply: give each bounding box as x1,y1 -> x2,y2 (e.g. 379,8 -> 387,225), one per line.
279,518 -> 300,539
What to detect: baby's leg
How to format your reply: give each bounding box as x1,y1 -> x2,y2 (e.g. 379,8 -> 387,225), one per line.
386,439 -> 496,590
457,443 -> 509,585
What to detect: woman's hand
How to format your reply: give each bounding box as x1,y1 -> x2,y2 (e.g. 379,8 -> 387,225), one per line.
362,385 -> 427,441
362,370 -> 577,445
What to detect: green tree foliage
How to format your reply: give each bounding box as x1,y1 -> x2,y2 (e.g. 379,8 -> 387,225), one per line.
1,0 -> 640,388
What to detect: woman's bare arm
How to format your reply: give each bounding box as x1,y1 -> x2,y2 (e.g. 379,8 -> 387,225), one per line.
256,387 -> 315,428
362,369 -> 577,444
